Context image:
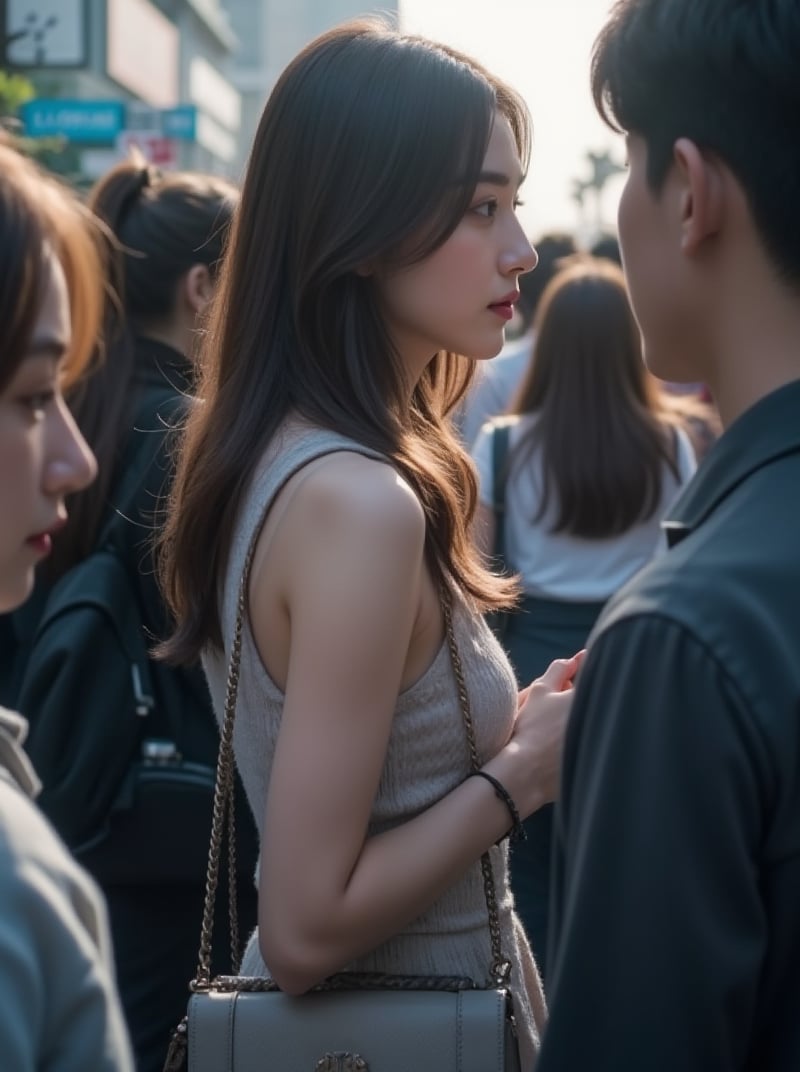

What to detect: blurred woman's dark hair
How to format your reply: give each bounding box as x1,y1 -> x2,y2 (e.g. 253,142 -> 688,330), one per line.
159,18 -> 532,665
0,137 -> 104,392
516,231 -> 577,334
51,155 -> 238,577
589,231 -> 622,265
509,256 -> 681,537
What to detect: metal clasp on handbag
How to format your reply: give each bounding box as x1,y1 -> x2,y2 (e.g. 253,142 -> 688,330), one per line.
141,738 -> 182,765
315,1055 -> 369,1071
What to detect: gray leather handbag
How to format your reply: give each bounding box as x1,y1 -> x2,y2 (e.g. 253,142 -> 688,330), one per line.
164,542 -> 522,1072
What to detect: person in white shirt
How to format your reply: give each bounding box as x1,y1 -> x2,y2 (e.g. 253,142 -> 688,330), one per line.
472,256 -> 696,978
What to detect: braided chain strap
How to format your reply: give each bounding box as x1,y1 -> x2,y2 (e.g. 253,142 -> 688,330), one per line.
441,592 -> 511,987
190,536 -> 257,990
190,543 -> 511,992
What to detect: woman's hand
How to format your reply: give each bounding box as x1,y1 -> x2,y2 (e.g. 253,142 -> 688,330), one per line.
487,651 -> 586,818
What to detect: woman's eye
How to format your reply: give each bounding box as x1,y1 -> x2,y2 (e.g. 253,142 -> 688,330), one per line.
471,199 -> 499,219
20,390 -> 56,415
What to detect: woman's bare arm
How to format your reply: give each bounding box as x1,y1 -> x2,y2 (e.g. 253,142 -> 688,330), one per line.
252,454 -> 575,994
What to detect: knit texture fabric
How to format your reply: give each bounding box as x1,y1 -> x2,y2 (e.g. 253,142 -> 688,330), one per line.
202,417 -> 547,1066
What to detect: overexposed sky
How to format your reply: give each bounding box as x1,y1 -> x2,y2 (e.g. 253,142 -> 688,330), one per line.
399,0 -> 626,244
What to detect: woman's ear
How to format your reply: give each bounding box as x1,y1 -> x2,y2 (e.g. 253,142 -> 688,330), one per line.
183,263 -> 214,315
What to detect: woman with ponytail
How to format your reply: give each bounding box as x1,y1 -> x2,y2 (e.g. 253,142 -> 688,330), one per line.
55,154 -> 237,574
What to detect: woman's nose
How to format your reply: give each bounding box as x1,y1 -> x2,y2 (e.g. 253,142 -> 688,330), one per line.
44,397 -> 97,497
502,224 -> 538,276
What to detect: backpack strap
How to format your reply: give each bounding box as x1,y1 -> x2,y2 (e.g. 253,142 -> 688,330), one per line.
94,385 -> 185,720
491,421 -> 511,574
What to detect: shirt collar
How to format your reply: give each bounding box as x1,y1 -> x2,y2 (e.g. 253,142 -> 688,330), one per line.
0,708 -> 41,799
663,379 -> 800,548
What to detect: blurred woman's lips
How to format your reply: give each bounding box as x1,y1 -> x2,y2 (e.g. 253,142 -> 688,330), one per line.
26,516 -> 66,554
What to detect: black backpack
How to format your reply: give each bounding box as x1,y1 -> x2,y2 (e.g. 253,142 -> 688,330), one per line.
18,391 -> 256,886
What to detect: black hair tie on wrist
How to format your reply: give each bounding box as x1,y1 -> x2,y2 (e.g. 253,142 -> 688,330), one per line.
470,770 -> 527,844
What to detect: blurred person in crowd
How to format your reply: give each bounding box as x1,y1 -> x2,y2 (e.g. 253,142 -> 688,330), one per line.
539,1 -> 800,1069
472,256 -> 695,977
457,231 -> 577,447
589,231 -> 622,264
157,20 -> 586,1068
662,382 -> 721,462
8,156 -> 257,1072
589,232 -> 722,458
0,137 -> 133,1070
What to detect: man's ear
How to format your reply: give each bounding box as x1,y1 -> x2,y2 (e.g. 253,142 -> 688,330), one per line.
183,263 -> 214,314
673,138 -> 724,255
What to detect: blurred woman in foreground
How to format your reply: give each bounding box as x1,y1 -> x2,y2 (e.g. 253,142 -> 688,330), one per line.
0,137 -> 133,1070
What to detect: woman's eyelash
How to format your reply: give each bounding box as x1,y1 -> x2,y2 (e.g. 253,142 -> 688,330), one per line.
473,199 -> 498,218
472,196 -> 525,218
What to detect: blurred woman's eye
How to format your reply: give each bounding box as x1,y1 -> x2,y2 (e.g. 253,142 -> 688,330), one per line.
471,199 -> 499,219
19,390 -> 56,417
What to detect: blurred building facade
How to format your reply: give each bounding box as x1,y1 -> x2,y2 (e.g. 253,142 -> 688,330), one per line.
223,0 -> 399,176
3,0 -> 399,182
3,0 -> 241,179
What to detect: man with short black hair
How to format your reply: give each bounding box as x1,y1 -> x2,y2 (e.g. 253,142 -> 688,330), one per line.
538,1 -> 800,1069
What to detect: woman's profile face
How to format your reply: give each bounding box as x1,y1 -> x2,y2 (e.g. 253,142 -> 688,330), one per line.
375,113 -> 537,381
0,251 -> 96,611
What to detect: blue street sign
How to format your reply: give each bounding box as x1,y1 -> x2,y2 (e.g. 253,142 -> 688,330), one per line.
161,105 -> 197,141
22,99 -> 125,143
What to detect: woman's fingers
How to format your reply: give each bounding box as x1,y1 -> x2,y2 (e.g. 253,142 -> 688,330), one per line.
535,649 -> 587,692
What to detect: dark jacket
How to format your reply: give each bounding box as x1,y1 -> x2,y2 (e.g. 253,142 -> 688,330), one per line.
539,380 -> 800,1072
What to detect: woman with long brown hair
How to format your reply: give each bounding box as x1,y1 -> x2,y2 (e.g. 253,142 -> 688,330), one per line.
159,19 -> 584,1067
472,255 -> 696,978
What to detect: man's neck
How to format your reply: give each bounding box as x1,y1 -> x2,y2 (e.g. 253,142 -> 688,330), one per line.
703,285 -> 800,428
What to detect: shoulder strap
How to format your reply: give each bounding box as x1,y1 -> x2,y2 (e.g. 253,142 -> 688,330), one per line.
491,422 -> 511,571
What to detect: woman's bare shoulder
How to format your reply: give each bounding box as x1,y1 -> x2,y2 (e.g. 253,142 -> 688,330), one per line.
285,450 -> 426,545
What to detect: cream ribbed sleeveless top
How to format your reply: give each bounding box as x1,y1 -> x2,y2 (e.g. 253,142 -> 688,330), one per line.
202,417 -> 546,1067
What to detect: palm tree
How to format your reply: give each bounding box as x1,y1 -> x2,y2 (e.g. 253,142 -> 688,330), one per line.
585,149 -> 626,230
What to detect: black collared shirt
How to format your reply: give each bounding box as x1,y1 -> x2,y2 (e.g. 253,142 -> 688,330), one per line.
538,380 -> 800,1072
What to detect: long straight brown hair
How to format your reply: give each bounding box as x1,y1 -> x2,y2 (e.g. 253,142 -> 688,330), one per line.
509,257 -> 680,538
159,19 -> 529,665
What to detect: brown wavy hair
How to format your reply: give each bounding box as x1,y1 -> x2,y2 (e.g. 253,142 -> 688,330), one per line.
508,257 -> 681,538
159,19 -> 530,664
0,138 -> 104,393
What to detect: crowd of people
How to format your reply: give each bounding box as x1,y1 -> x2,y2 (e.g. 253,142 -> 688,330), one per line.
0,0 -> 798,1069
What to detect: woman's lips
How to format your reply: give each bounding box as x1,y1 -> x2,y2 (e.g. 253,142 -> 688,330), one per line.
26,532 -> 53,556
488,302 -> 514,321
26,517 -> 64,556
